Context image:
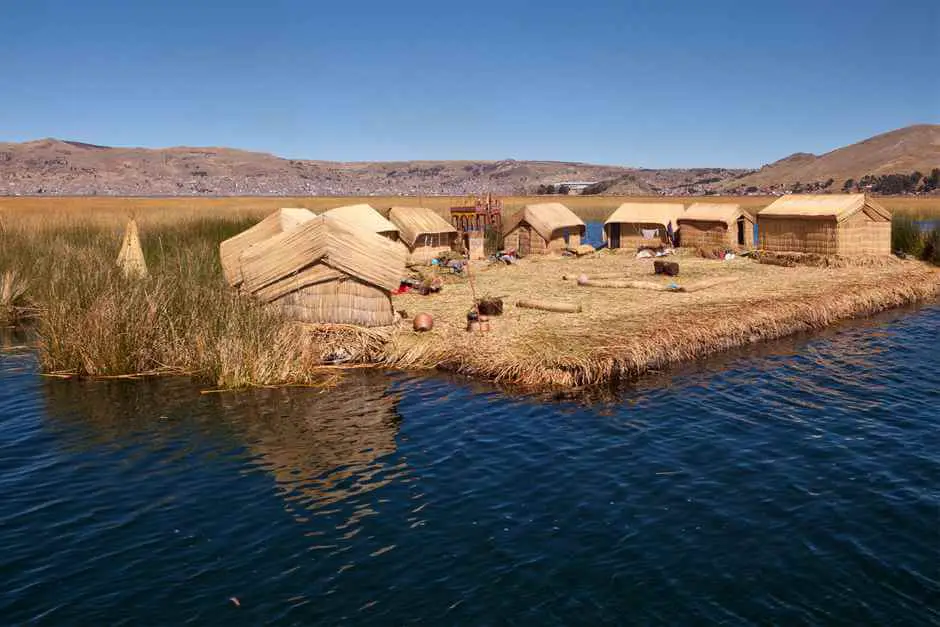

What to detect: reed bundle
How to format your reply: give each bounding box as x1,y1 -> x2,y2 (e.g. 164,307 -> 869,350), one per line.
516,299 -> 582,313
578,277 -> 738,292
116,219 -> 148,279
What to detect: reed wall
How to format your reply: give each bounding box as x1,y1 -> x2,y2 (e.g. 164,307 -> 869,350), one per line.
836,211 -> 891,255
504,224 -> 582,254
758,217 -> 838,254
679,220 -> 733,249
604,222 -> 672,249
276,277 -> 396,327
406,232 -> 458,264
758,213 -> 891,256
407,244 -> 455,265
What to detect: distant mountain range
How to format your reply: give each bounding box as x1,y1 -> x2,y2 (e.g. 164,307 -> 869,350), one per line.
0,124 -> 936,197
724,124 -> 940,193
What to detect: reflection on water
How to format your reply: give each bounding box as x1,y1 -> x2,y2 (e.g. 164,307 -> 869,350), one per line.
41,373 -> 405,512
1,305 -> 938,625
230,377 -> 403,512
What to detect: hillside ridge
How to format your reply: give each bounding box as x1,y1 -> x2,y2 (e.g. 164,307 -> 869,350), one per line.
1,124 -> 937,196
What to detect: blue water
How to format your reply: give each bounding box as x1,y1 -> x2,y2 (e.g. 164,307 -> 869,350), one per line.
1,306 -> 939,625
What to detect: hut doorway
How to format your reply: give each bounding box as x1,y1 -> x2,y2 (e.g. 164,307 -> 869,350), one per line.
518,226 -> 531,255
736,218 -> 746,246
609,223 -> 620,248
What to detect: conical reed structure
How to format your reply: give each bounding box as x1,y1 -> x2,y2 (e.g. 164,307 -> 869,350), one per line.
116,219 -> 148,279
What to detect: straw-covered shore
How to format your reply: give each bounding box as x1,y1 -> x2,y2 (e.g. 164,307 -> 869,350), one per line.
379,252 -> 940,387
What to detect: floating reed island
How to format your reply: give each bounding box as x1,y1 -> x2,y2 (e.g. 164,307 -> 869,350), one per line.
3,195 -> 939,390
213,199 -> 940,389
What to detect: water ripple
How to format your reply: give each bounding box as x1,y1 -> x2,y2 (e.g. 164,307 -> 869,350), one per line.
0,306 -> 938,624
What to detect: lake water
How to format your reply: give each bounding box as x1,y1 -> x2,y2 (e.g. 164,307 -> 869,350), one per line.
1,306 -> 938,625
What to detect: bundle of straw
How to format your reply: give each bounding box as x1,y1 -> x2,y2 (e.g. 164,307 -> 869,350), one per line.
116,219 -> 148,279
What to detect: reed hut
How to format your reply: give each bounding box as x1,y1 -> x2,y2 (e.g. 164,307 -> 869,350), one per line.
502,202 -> 585,255
757,194 -> 891,256
603,202 -> 686,249
388,206 -> 459,264
237,214 -> 406,327
322,204 -> 401,242
219,208 -> 316,286
677,203 -> 755,250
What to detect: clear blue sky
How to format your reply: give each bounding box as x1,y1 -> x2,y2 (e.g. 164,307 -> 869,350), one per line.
1,0 -> 937,167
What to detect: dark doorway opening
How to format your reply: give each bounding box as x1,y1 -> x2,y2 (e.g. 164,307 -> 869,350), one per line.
610,223 -> 621,248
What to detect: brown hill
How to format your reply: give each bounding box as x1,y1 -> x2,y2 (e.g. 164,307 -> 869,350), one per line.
1,124 -> 936,197
0,139 -> 639,196
726,124 -> 940,191
0,138 -> 751,196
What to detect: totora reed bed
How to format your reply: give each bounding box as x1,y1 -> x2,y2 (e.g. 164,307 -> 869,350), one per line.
1,205 -> 939,390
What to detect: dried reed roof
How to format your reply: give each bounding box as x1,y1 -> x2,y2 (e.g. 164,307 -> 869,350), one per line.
219,208 -> 316,286
605,202 -> 686,228
323,204 -> 399,236
679,203 -> 753,226
502,202 -> 585,241
759,194 -> 891,222
239,214 -> 406,301
388,206 -> 457,247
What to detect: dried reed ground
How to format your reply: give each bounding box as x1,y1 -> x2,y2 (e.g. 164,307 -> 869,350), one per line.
387,252 -> 940,387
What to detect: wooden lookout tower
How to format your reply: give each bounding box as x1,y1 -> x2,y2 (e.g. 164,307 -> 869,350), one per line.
449,193 -> 502,259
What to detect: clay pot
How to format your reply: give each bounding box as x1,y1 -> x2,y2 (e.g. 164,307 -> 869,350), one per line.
478,314 -> 490,333
413,312 -> 433,332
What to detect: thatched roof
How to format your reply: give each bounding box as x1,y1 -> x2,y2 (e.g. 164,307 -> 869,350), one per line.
219,208 -> 316,286
605,202 -> 686,228
502,202 -> 585,241
388,206 -> 457,247
239,214 -> 406,301
679,203 -> 753,226
323,204 -> 399,236
759,194 -> 891,222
